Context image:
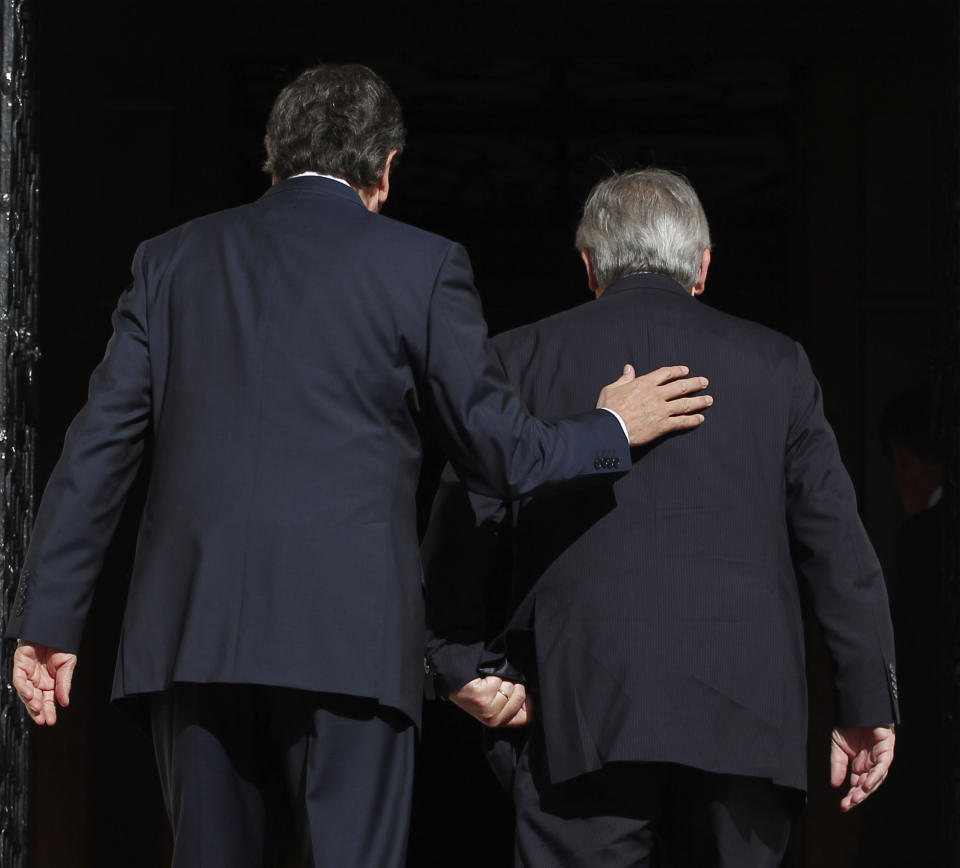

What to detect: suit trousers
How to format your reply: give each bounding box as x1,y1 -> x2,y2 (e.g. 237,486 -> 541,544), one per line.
150,684 -> 415,868
513,724 -> 799,868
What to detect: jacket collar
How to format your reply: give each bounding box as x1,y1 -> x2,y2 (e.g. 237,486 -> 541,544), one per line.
260,174 -> 365,208
600,271 -> 691,300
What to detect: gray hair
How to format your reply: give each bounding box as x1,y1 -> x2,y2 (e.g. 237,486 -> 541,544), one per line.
575,168 -> 711,291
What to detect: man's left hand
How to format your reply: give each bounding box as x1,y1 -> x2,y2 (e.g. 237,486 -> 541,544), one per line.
449,676 -> 531,728
12,641 -> 77,726
829,725 -> 896,811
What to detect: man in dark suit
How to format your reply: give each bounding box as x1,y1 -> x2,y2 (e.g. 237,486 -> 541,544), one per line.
6,70 -> 714,867
425,169 -> 899,867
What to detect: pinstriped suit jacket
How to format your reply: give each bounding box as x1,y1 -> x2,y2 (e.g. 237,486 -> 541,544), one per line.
425,271 -> 899,790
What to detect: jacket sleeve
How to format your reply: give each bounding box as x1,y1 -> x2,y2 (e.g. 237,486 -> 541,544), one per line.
5,248 -> 153,652
785,342 -> 900,727
420,242 -> 628,499
423,461 -> 507,696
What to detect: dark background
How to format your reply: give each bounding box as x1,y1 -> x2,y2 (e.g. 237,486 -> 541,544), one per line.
26,1 -> 947,865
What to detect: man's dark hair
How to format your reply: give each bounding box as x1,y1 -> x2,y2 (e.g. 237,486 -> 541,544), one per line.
263,64 -> 405,187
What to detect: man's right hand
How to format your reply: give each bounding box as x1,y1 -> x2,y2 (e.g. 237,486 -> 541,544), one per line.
599,364 -> 712,446
449,676 -> 531,728
12,641 -> 77,726
830,725 -> 896,811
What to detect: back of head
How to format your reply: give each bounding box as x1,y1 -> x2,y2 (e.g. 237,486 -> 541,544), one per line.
263,64 -> 406,188
575,168 -> 711,292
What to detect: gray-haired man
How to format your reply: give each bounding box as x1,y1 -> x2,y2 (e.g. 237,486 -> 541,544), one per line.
425,168 -> 898,866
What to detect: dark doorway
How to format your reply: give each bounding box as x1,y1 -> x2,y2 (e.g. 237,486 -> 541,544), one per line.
25,2 -> 948,866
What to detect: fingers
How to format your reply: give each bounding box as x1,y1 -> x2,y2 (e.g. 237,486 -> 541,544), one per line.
23,696 -> 48,726
489,682 -> 526,728
450,676 -> 507,725
448,676 -> 533,728
18,675 -> 53,725
658,415 -> 706,434
860,763 -> 889,795
833,726 -> 896,811
11,660 -> 33,702
16,676 -> 45,724
13,645 -> 50,724
644,365 -> 690,386
663,394 -> 713,417
504,705 -> 529,727
11,644 -> 78,726
854,734 -> 894,797
841,770 -> 889,812
599,364 -> 713,446
659,375 -> 709,401
657,377 -> 712,433
505,693 -> 534,728
40,689 -> 59,726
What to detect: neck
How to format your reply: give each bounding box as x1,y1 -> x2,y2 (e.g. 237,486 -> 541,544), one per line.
357,186 -> 381,212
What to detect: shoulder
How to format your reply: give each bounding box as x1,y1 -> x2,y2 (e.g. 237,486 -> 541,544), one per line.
493,299 -> 596,349
366,211 -> 455,252
135,202 -> 252,264
700,303 -> 798,356
137,199 -> 461,274
491,302 -> 580,355
489,300 -> 596,375
492,291 -> 805,384
365,212 -> 463,272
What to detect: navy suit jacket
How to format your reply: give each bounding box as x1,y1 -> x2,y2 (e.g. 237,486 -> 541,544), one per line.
6,176 -> 629,725
424,271 -> 899,789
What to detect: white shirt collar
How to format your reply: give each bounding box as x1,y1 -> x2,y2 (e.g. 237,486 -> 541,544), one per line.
289,171 -> 352,189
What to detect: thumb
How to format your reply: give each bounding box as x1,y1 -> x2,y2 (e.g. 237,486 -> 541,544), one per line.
53,656 -> 77,708
615,363 -> 636,383
829,739 -> 850,788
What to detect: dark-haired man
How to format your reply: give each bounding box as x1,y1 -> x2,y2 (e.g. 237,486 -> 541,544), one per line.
7,67 -> 711,866
425,169 -> 899,867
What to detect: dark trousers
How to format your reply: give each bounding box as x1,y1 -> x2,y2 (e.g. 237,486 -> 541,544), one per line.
150,684 -> 415,868
513,725 -> 799,868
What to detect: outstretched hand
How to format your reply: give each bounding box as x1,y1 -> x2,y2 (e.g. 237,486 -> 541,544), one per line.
830,725 -> 896,811
12,641 -> 77,726
598,364 -> 712,446
449,676 -> 531,728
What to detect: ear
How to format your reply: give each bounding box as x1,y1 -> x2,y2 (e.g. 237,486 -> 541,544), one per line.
358,149 -> 399,213
692,247 -> 711,296
375,149 -> 398,210
581,249 -> 602,297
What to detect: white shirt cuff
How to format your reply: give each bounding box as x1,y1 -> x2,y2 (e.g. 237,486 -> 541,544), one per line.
600,407 -> 629,441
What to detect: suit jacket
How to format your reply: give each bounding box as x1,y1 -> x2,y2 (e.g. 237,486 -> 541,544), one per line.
424,271 -> 899,789
6,176 -> 630,726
